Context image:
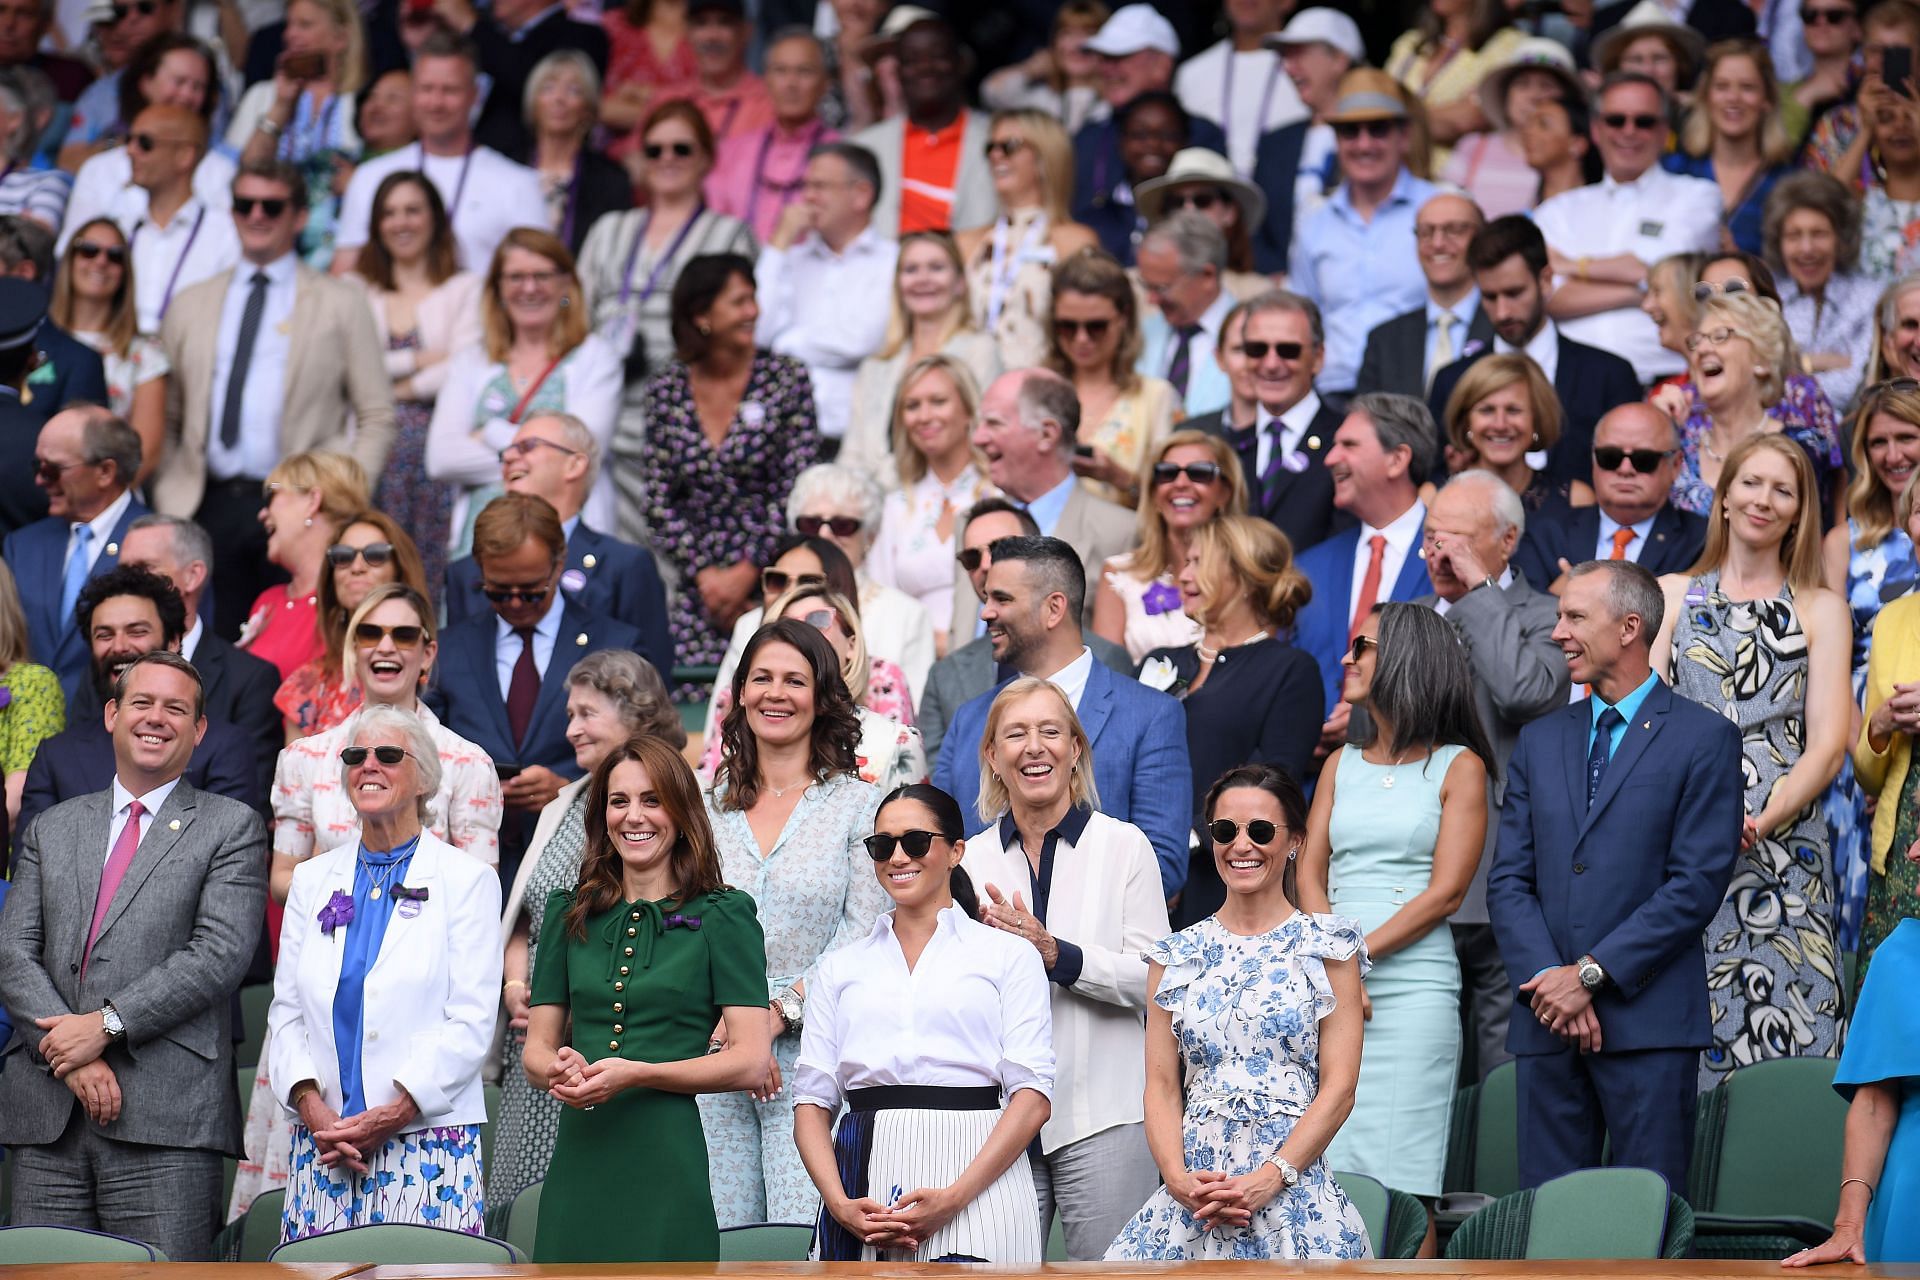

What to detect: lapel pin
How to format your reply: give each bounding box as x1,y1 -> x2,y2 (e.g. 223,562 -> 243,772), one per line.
105,541 -> 119,556
168,819 -> 180,830
1642,720 -> 1651,729
582,554 -> 597,569
1305,435 -> 1321,450
560,568 -> 587,593
576,632 -> 589,646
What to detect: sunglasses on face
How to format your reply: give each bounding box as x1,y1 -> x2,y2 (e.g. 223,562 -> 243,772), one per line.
643,141 -> 697,159
232,196 -> 289,219
129,132 -> 185,153
108,0 -> 159,22
352,621 -> 425,648
481,582 -> 553,605
795,514 -> 862,538
983,138 -> 1027,158
800,607 -> 839,633
863,829 -> 944,860
1800,5 -> 1854,23
1056,317 -> 1112,341
1208,818 -> 1278,845
72,241 -> 127,264
340,744 -> 409,766
33,459 -> 83,485
762,568 -> 825,596
1332,120 -> 1399,140
1241,340 -> 1304,361
1692,277 -> 1749,300
1152,461 -> 1224,486
956,547 -> 988,572
1593,445 -> 1679,473
1164,190 -> 1223,212
1601,112 -> 1662,131
327,541 -> 396,569
1348,634 -> 1377,660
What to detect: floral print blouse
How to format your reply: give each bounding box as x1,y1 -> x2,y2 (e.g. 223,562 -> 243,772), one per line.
640,352 -> 820,668
0,662 -> 64,776
1667,372 -> 1845,517
273,660 -> 364,739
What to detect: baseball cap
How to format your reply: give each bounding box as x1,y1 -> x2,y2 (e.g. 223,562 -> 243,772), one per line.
1083,4 -> 1180,59
1265,7 -> 1366,64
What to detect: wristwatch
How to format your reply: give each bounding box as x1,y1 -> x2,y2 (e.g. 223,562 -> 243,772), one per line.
1577,955 -> 1607,991
773,986 -> 804,1035
100,1003 -> 125,1042
1270,1156 -> 1300,1189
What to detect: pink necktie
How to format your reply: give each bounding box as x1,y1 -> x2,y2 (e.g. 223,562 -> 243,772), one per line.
83,799 -> 145,978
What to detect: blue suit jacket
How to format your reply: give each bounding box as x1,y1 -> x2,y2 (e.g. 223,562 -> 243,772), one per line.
930,658 -> 1192,899
1292,518 -> 1434,713
1486,679 -> 1743,1056
1511,502 -> 1709,591
445,522 -> 673,682
2,497 -> 150,703
24,324 -> 109,425
1251,120 -> 1312,275
16,714 -> 261,844
1139,311 -> 1230,418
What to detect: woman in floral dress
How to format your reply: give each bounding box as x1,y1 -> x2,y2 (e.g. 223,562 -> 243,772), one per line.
1652,434 -> 1854,1089
1109,763 -> 1371,1262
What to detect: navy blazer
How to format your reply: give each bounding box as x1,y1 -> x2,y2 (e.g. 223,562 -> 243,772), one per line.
1072,114 -> 1228,265
1356,304 -> 1497,402
1252,120 -> 1313,276
25,323 -> 109,425
445,522 -> 673,683
1428,332 -> 1643,487
930,658 -> 1192,899
1292,517 -> 1434,713
2,497 -> 150,703
16,714 -> 261,845
1487,679 -> 1743,1055
1511,503 -> 1709,591
1197,401 -> 1352,555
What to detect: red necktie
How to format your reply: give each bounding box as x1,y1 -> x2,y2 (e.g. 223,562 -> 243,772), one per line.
83,799 -> 145,978
507,627 -> 539,747
1350,534 -> 1388,641
1609,526 -> 1636,560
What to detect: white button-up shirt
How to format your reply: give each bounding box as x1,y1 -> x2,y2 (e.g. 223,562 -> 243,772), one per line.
105,775 -> 182,867
1350,499 -> 1426,621
492,584 -> 563,700
207,252 -> 299,481
1173,39 -> 1307,176
754,225 -> 899,440
1255,389 -> 1324,479
1039,645 -> 1095,711
1532,167 -> 1721,382
114,191 -> 241,335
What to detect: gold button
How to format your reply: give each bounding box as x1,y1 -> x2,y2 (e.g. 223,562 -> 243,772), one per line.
583,554 -> 597,569
613,1024 -> 624,1034
613,1002 -> 623,1012
619,966 -> 630,975
609,1040 -> 620,1050
631,910 -> 641,920
624,947 -> 634,957
627,927 -> 636,937
614,981 -> 624,991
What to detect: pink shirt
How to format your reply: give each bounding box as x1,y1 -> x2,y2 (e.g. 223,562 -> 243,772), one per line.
1439,130 -> 1540,220
706,117 -> 840,241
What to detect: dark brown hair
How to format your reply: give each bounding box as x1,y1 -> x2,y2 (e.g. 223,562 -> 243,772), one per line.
714,619 -> 861,810
355,171 -> 459,291
472,491 -> 566,564
563,735 -> 728,939
1204,763 -> 1306,907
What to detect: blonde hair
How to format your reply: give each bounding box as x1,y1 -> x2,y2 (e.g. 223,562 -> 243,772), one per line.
1190,514 -> 1311,632
0,558 -> 29,669
1127,430 -> 1248,583
1443,353 -> 1563,459
1697,289 -> 1796,408
290,0 -> 368,95
975,677 -> 1100,822
1679,40 -> 1795,168
889,354 -> 984,487
266,450 -> 369,538
1689,433 -> 1826,591
878,231 -> 974,360
482,228 -> 589,363
768,584 -> 871,707
1849,380 -> 1920,550
990,108 -> 1074,226
341,582 -> 436,694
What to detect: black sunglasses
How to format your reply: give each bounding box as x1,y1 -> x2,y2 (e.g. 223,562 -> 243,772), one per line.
643,141 -> 697,159
72,242 -> 127,264
1332,120 -> 1399,140
1692,278 -> 1749,301
956,547 -> 987,572
864,830 -> 944,861
352,621 -> 425,648
1056,317 -> 1111,340
1348,634 -> 1377,660
232,196 -> 290,219
762,568 -> 825,596
1800,4 -> 1854,22
108,0 -> 159,21
1208,818 -> 1278,845
327,541 -> 396,568
796,514 -> 862,538
481,583 -> 553,605
1152,461 -> 1224,486
340,744 -> 409,766
1593,446 -> 1679,474
1241,340 -> 1304,361
129,131 -> 184,153
33,459 -> 84,485
983,138 -> 1027,158
1601,112 -> 1662,131
1164,190 -> 1223,212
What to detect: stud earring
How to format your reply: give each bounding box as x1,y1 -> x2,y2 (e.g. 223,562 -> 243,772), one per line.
559,294 -> 570,308
698,322 -> 712,335
303,517 -> 313,527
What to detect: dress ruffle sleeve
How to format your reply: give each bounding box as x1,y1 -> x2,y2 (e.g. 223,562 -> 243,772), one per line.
1294,913 -> 1371,1021
1147,923 -> 1214,1012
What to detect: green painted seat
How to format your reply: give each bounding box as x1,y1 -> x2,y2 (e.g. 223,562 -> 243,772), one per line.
1689,1058 -> 1847,1258
236,983 -> 273,1068
1443,1059 -> 1519,1199
1445,1168 -> 1694,1260
0,1225 -> 165,1262
1332,1169 -> 1427,1259
269,1223 -> 523,1263
717,1221 -> 815,1260
501,1180 -> 542,1260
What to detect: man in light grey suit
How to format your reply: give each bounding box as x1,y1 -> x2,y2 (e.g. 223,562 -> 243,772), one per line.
1414,470 -> 1569,1080
0,652 -> 268,1261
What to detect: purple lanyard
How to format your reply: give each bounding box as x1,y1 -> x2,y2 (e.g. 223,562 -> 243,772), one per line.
418,143 -> 476,226
617,203 -> 705,308
743,122 -> 824,229
714,98 -> 743,144
130,205 -> 207,322
1220,53 -> 1283,160
558,148 -> 585,247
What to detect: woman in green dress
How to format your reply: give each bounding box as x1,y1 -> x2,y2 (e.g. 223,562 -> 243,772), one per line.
523,735 -> 773,1262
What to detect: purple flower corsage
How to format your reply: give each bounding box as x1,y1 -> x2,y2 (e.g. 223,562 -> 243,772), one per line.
665,913 -> 702,931
318,889 -> 354,937
1141,580 -> 1182,617
0,687 -> 11,711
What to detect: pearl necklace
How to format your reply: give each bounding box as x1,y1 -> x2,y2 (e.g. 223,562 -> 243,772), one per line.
1196,629 -> 1270,664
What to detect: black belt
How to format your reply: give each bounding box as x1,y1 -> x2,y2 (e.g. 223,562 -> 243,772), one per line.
847,1085 -> 1000,1113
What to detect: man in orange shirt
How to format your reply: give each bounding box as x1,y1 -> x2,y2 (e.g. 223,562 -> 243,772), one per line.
852,17 -> 995,235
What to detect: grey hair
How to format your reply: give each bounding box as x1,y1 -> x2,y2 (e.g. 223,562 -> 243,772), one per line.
1443,469 -> 1526,539
1566,559 -> 1664,645
566,648 -> 687,749
1016,368 -> 1083,457
1348,392 -> 1439,487
520,410 -> 600,486
1141,210 -> 1228,276
0,71 -> 35,162
1240,288 -> 1325,351
340,704 -> 444,825
1598,70 -> 1672,125
1878,271 -> 1920,333
766,25 -> 828,60
521,48 -> 602,132
77,406 -> 142,490
787,463 -> 884,548
127,513 -> 215,574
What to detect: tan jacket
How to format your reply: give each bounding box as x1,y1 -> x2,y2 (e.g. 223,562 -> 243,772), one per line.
155,263 -> 397,515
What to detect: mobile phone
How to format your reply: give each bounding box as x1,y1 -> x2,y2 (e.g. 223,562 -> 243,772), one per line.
1887,46 -> 1913,97
495,763 -> 524,781
279,50 -> 327,80
1073,443 -> 1095,458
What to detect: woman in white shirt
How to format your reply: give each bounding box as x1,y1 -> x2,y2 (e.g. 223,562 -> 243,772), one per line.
795,782 -> 1054,1262
959,677 -> 1171,1260
865,354 -> 994,645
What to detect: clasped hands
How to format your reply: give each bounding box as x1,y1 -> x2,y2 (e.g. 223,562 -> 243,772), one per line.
1520,965 -> 1603,1052
295,1086 -> 419,1174
37,1012 -> 122,1124
545,1045 -> 641,1108
828,1184 -> 963,1253
1167,1164 -> 1285,1229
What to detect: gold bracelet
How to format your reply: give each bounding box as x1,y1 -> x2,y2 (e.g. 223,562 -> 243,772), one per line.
1840,1176 -> 1875,1201
503,979 -> 528,992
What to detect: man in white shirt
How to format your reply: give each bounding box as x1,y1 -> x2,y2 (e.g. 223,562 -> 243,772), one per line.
1533,72 -> 1721,382
1135,210 -> 1235,418
754,141 -> 897,448
1354,192 -> 1488,399
113,104 -> 239,335
330,29 -> 545,276
1173,0 -> 1306,176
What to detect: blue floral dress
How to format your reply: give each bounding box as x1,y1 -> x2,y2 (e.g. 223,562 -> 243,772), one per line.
1107,912 -> 1373,1262
1668,375 -> 1845,518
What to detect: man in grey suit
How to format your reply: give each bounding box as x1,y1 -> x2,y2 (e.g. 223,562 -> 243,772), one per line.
0,652 -> 268,1261
1414,470 -> 1569,1081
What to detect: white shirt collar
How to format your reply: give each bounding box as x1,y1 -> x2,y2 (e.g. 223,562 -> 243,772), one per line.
800,223 -> 886,262
238,251 -> 299,287
1433,565 -> 1513,615
181,616 -> 203,662
1364,498 -> 1426,549
138,192 -> 207,233
1194,286 -> 1234,340
1038,645 -> 1096,710
1258,389 -> 1322,439
112,773 -> 182,820
78,488 -> 132,544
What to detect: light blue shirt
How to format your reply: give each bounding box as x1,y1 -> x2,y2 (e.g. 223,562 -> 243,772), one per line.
1587,669 -> 1659,756
207,252 -> 298,481
493,585 -> 563,701
1288,167 -> 1437,392
1594,510 -> 1657,564
1022,471 -> 1076,539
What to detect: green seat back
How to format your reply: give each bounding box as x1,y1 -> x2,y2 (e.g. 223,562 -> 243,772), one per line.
1331,1170 -> 1390,1257
1528,1168 -> 1671,1259
236,1065 -> 257,1125
504,1180 -> 543,1260
716,1222 -> 815,1260
479,1082 -> 503,1174
1383,1187 -> 1430,1259
1709,1059 -> 1846,1224
238,1189 -> 286,1263
236,983 -> 273,1068
0,1225 -> 165,1262
1473,1061 -> 1519,1200
1045,1210 -> 1067,1260
270,1223 -> 521,1263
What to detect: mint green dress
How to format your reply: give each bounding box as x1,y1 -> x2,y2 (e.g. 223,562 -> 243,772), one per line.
1320,743 -> 1466,1197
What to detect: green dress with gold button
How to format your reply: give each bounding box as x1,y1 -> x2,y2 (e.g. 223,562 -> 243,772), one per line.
529,885 -> 769,1262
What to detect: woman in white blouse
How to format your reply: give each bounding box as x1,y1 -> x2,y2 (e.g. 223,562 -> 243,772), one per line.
49,219 -> 168,486
959,677 -> 1171,1261
865,354 -> 993,647
795,782 -> 1054,1263
842,232 -> 1002,487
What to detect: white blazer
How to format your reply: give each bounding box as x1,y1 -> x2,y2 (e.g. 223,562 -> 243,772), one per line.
269,829 -> 504,1126
960,808 -> 1170,1154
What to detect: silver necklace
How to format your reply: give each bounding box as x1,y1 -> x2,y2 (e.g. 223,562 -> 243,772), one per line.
764,775 -> 810,798
1375,747 -> 1423,790
359,853 -> 404,900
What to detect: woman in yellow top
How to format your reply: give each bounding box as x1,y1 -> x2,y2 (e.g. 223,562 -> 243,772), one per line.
1385,0 -> 1524,159
0,561 -> 63,832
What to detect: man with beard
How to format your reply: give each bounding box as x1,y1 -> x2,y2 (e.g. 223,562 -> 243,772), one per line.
852,17 -> 994,235
15,566 -> 258,846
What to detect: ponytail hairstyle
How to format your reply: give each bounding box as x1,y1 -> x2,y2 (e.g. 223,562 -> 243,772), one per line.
1203,763 -> 1307,908
877,782 -> 979,921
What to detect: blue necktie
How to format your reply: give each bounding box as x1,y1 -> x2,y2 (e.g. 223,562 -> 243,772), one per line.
60,524 -> 93,625
1588,707 -> 1624,805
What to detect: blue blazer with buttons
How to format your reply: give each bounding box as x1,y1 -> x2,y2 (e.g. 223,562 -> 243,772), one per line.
444,521 -> 673,683
1487,678 -> 1744,1056
1292,518 -> 1434,715
2,497 -> 149,704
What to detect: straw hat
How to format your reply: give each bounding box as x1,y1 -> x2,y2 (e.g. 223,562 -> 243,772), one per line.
1133,147 -> 1268,229
1326,67 -> 1411,125
1591,0 -> 1707,81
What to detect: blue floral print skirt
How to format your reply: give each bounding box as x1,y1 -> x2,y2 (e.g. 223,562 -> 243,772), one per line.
282,1123 -> 486,1242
